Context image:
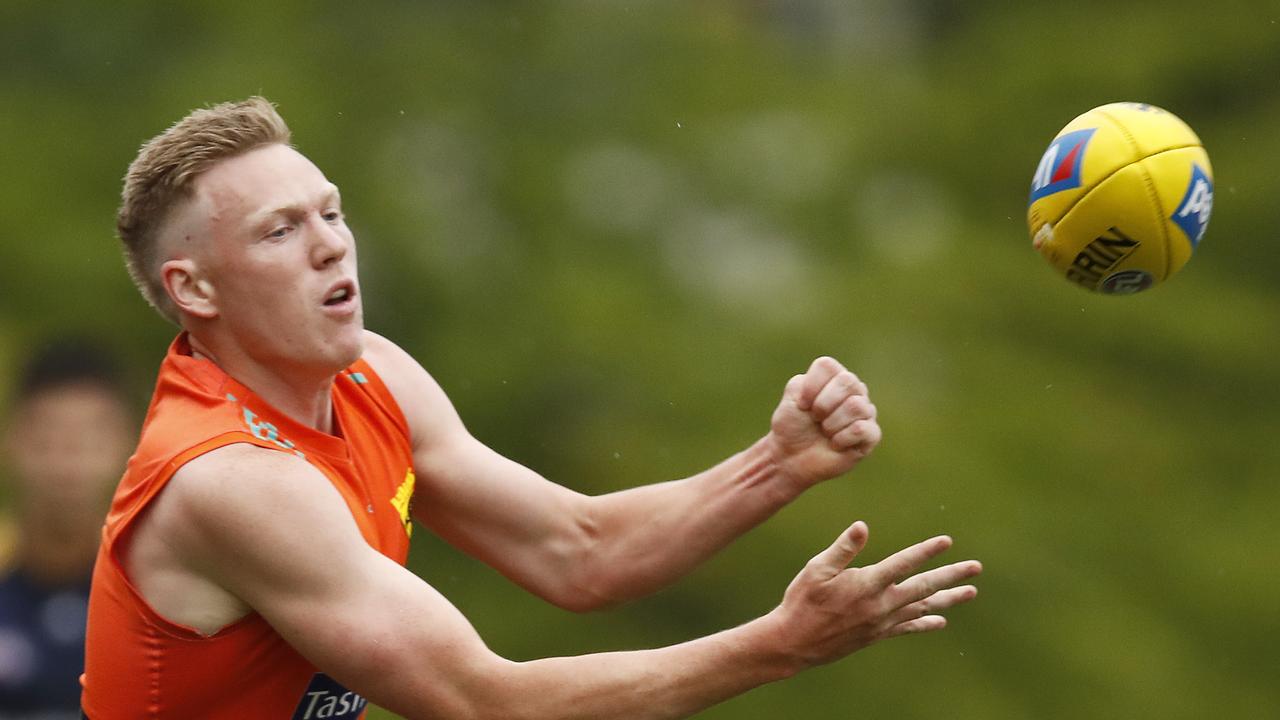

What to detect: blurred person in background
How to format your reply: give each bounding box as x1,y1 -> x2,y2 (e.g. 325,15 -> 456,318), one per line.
81,97 -> 981,719
0,338 -> 133,719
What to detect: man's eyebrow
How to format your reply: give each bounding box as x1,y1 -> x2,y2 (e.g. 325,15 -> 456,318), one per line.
247,184 -> 342,226
318,183 -> 342,205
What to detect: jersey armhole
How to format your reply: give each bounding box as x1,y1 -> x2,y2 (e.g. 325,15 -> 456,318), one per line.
103,432 -> 288,640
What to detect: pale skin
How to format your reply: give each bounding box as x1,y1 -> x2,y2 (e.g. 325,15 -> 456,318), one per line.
125,143 -> 982,719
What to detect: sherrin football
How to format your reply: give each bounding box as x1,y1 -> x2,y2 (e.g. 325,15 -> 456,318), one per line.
1027,102 -> 1214,294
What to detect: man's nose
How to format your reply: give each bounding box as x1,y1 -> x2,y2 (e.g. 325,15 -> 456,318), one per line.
309,216 -> 347,267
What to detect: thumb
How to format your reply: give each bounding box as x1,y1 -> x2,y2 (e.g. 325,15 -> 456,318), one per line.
807,521 -> 869,579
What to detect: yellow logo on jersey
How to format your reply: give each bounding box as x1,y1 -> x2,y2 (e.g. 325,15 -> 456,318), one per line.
390,469 -> 415,537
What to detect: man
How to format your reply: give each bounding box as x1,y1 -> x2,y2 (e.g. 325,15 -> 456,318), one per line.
0,338 -> 133,719
82,97 -> 981,719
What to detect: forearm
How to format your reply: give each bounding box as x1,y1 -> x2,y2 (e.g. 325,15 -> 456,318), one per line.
581,436 -> 803,604
307,553 -> 802,720
423,614 -> 795,720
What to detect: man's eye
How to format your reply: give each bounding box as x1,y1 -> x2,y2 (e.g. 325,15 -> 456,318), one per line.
322,210 -> 342,223
267,226 -> 289,239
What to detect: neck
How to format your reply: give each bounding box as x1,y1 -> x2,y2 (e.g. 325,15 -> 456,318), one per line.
187,333 -> 338,433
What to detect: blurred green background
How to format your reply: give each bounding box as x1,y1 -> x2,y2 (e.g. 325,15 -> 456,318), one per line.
2,1 -> 1277,717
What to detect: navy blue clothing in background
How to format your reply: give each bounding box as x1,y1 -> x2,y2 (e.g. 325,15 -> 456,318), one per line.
0,568 -> 88,720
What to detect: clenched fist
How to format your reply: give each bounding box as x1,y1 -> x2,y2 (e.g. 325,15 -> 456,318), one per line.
768,357 -> 881,490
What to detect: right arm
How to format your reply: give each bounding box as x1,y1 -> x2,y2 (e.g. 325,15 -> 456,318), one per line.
157,444 -> 980,720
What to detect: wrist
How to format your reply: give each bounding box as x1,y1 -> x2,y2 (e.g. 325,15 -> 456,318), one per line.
739,608 -> 807,681
755,433 -> 814,495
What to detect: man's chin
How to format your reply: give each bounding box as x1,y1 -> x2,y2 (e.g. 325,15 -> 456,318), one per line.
332,323 -> 366,368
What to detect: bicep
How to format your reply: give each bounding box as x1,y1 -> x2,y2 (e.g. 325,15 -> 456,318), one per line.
411,433 -> 591,578
165,446 -> 504,715
361,331 -> 599,606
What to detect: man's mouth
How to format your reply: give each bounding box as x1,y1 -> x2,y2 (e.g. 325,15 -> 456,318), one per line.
322,281 -> 357,310
324,286 -> 352,306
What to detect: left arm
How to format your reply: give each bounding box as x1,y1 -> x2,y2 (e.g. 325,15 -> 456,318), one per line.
558,355 -> 881,607
364,333 -> 878,611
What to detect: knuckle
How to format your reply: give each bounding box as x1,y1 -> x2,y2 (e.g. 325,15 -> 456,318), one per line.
839,368 -> 866,392
812,356 -> 839,373
821,414 -> 844,436
863,422 -> 882,444
803,556 -> 830,578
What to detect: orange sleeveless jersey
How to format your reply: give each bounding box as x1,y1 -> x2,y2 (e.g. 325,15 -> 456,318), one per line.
82,335 -> 416,719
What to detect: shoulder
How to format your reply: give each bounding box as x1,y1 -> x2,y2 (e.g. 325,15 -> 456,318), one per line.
358,330 -> 429,417
152,443 -> 369,583
359,330 -> 468,450
173,441 -> 312,490
132,442 -> 391,634
359,330 -> 423,387
161,444 -> 342,546
161,446 -> 296,525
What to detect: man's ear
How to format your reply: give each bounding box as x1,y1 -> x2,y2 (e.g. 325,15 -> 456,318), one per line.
161,258 -> 218,319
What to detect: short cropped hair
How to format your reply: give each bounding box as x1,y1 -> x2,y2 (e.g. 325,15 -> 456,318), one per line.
13,335 -> 128,407
117,97 -> 291,325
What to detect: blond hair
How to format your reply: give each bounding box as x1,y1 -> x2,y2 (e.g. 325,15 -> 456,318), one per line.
117,97 -> 292,325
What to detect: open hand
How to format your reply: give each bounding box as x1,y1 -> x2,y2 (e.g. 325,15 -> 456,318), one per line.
770,522 -> 982,669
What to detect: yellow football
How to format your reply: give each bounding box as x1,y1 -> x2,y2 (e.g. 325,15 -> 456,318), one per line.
1027,102 -> 1213,294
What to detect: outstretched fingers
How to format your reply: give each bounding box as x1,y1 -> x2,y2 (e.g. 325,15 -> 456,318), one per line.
881,614 -> 949,638
878,557 -> 982,639
885,584 -> 980,629
779,524 -> 982,665
893,559 -> 984,605
866,534 -> 956,590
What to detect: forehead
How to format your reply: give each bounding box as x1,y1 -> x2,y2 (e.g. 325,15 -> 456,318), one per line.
193,144 -> 334,222
16,382 -> 128,427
